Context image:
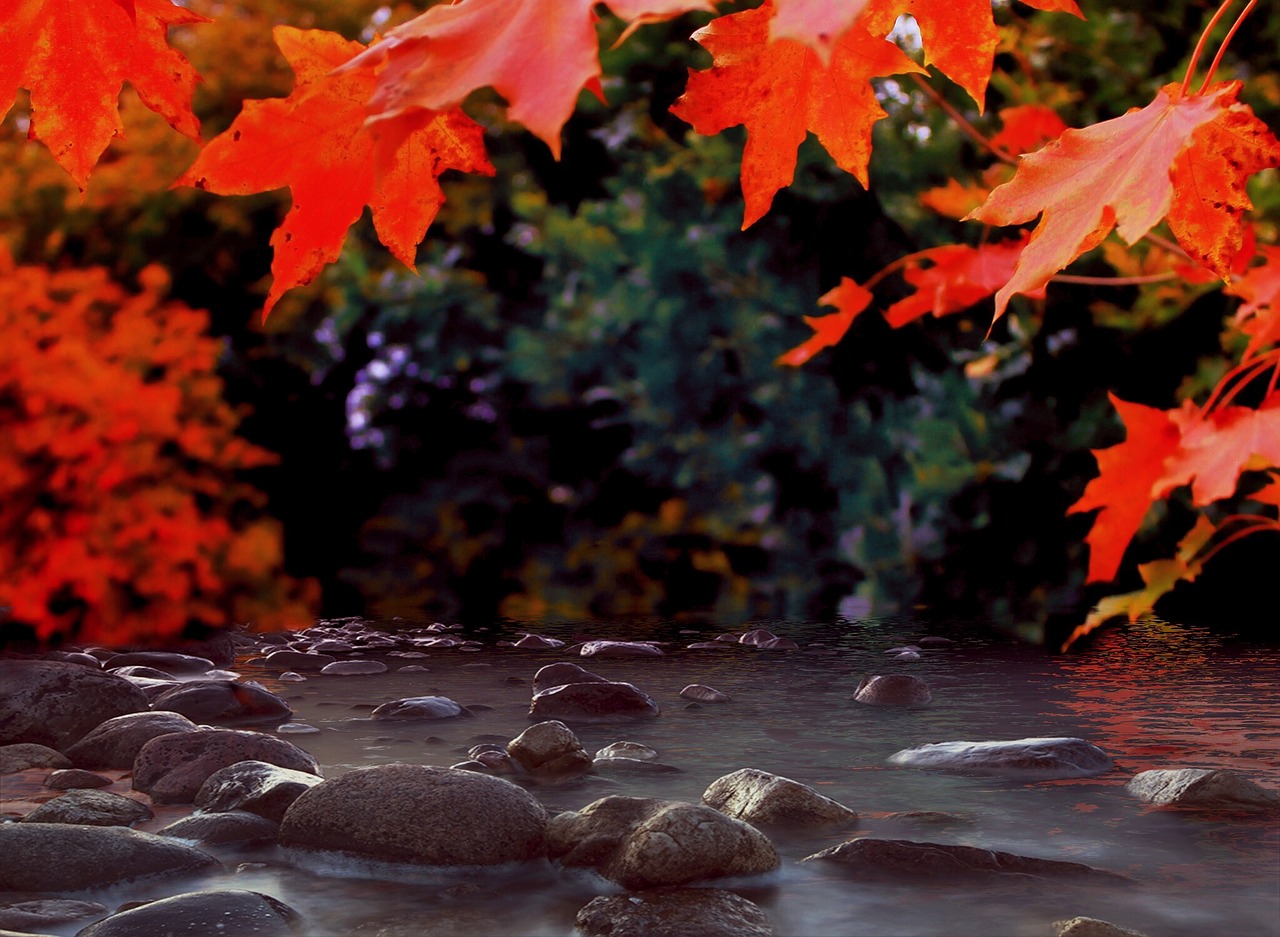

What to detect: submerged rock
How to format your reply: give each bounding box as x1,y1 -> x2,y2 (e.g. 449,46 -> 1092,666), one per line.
1125,768 -> 1280,813
575,888 -> 775,937
279,764 -> 547,867
803,837 -> 1125,883
702,768 -> 857,828
595,741 -> 658,761
320,660 -> 388,675
530,681 -> 660,723
0,824 -> 218,891
852,674 -> 932,707
0,661 -> 149,751
0,898 -> 106,933
76,889 -> 301,937
101,651 -> 215,675
578,641 -> 664,658
44,768 -> 113,790
133,728 -> 320,804
1054,917 -> 1150,937
547,795 -> 779,888
370,696 -> 466,721
19,790 -> 152,827
679,684 -> 732,703
888,737 -> 1113,779
531,662 -> 609,694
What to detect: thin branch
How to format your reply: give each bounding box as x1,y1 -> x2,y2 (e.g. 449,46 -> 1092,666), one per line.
1199,347 -> 1280,417
1051,272 -> 1178,286
1195,516 -> 1280,567
909,73 -> 1017,166
1181,0 -> 1236,96
1199,0 -> 1258,93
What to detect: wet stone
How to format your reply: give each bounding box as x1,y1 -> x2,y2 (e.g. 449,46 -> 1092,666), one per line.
702,767 -> 857,828
0,743 -> 71,774
195,759 -> 325,822
101,652 -> 215,675
44,768 -> 113,790
1054,917 -> 1150,937
64,711 -> 199,770
679,684 -> 732,702
579,640 -> 664,658
852,674 -> 932,707
531,662 -> 609,694
150,680 -> 292,724
0,898 -> 107,933
0,824 -> 219,891
888,737 -> 1113,779
1125,768 -> 1280,813
803,837 -> 1126,883
320,660 -> 389,675
370,696 -> 466,720
133,727 -> 320,805
0,661 -> 149,751
159,810 -> 281,846
20,789 -> 153,827
76,889 -> 302,937
595,741 -> 658,761
529,682 -> 661,723
576,888 -> 775,937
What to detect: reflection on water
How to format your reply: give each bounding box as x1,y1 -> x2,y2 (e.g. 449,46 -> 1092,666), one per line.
51,619 -> 1280,935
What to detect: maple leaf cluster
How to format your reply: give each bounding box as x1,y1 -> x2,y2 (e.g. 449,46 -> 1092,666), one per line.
2,0 -> 1278,644
0,252 -> 318,644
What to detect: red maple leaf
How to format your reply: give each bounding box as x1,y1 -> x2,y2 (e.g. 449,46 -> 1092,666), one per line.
1067,394 -> 1182,583
671,0 -> 923,229
967,82 -> 1278,323
0,0 -> 207,189
776,277 -> 873,366
883,236 -> 1036,328
1156,392 -> 1280,506
347,0 -> 712,159
769,0 -> 870,64
989,105 -> 1068,156
1228,245 -> 1280,360
176,27 -> 494,319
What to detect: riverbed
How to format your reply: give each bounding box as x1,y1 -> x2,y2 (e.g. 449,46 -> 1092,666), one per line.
9,617 -> 1280,936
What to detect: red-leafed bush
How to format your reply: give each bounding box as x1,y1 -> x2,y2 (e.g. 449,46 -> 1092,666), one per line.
0,251 -> 317,644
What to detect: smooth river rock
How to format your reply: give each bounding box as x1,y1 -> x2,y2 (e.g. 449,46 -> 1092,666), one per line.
150,680 -> 291,724
101,651 -> 214,675
19,789 -> 153,827
63,711 -> 199,770
575,888 -> 775,937
0,824 -> 218,891
506,721 -> 593,779
0,899 -> 106,933
279,764 -> 548,866
888,737 -> 1113,779
679,684 -> 732,703
0,661 -> 148,751
370,696 -> 466,720
702,767 -> 857,827
159,810 -> 281,846
0,743 -> 71,773
547,796 -> 779,888
531,662 -> 609,694
133,728 -> 320,804
45,768 -> 113,790
1125,768 -> 1280,813
852,674 -> 932,707
529,682 -> 660,723
578,640 -> 664,658
803,837 -> 1125,882
76,889 -> 301,937
1054,917 -> 1150,937
194,760 -> 324,822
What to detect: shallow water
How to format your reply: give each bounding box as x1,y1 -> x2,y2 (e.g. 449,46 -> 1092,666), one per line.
23,618 -> 1280,935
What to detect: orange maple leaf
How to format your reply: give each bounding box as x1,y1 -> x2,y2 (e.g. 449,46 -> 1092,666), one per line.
671,1 -> 923,229
1228,245 -> 1280,360
989,104 -> 1068,156
776,277 -> 873,366
968,82 -> 1276,323
0,0 -> 207,190
1156,392 -> 1280,506
883,236 -> 1036,328
176,27 -> 494,319
348,0 -> 712,160
1067,394 -> 1182,583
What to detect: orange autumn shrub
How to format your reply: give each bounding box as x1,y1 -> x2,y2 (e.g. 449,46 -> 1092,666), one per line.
0,251 -> 317,644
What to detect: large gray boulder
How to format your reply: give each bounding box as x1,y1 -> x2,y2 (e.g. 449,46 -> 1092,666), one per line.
0,661 -> 148,751
702,768 -> 857,827
547,796 -> 779,888
0,743 -> 71,773
133,729 -> 320,804
149,681 -> 291,724
803,838 -> 1125,882
529,682 -> 660,723
63,711 -> 199,770
194,760 -> 324,822
279,764 -> 547,866
0,824 -> 218,891
575,889 -> 775,937
19,790 -> 153,827
76,890 -> 301,937
888,737 -> 1113,779
1125,768 -> 1280,813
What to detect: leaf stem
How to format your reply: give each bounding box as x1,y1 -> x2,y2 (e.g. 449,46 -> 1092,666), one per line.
1199,0 -> 1258,93
1199,347 -> 1280,417
1195,515 -> 1280,567
909,74 -> 1017,165
1181,0 -> 1236,97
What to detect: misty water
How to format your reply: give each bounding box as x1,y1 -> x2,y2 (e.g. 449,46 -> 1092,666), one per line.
40,618 -> 1280,935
